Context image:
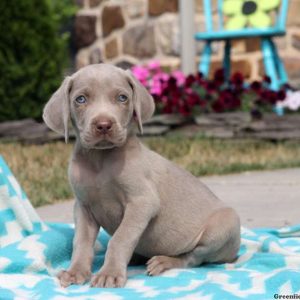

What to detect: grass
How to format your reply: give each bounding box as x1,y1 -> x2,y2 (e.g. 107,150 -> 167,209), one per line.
1,136 -> 300,207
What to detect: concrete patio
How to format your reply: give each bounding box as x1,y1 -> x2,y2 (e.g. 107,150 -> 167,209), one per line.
37,168 -> 300,229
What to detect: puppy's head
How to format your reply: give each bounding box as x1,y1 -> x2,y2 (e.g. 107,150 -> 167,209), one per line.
43,64 -> 155,149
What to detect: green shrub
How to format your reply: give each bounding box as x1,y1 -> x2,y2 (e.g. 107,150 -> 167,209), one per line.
0,0 -> 76,121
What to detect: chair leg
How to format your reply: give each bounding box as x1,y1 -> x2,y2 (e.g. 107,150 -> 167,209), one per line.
261,38 -> 279,90
223,40 -> 231,81
269,39 -> 288,87
198,41 -> 212,77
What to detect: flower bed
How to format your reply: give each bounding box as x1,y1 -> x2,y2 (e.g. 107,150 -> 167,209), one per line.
131,61 -> 300,117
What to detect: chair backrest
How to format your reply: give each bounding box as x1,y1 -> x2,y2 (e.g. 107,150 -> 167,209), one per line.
202,0 -> 289,32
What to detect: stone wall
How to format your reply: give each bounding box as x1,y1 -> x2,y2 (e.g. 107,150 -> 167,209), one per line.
74,0 -> 300,83
3,113 -> 300,142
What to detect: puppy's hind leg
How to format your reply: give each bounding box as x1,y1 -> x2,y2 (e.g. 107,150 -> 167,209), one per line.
146,254 -> 189,276
146,207 -> 241,276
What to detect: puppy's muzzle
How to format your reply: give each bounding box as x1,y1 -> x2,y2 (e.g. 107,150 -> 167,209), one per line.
86,116 -> 125,149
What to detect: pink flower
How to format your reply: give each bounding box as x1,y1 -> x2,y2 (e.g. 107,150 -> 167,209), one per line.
147,60 -> 161,71
171,70 -> 185,86
131,66 -> 150,83
152,73 -> 169,83
150,84 -> 163,95
150,73 -> 170,95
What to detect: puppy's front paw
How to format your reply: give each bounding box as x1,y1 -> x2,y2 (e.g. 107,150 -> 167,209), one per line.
57,268 -> 91,287
91,267 -> 127,288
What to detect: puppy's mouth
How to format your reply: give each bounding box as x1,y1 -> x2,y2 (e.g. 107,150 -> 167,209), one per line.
81,131 -> 127,150
81,136 -> 116,149
93,139 -> 116,149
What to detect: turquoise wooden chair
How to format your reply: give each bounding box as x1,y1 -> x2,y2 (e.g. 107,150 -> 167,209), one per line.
195,0 -> 289,90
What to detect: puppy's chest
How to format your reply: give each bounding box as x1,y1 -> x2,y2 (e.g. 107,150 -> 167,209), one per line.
70,163 -> 125,233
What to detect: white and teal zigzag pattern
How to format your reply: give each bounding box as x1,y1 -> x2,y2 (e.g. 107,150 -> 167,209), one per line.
0,155 -> 299,299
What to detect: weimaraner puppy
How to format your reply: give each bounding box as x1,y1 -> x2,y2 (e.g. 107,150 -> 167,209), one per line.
43,63 -> 240,288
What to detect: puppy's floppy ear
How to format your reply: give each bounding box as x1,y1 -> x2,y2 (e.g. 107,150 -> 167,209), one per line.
125,70 -> 155,134
43,76 -> 72,143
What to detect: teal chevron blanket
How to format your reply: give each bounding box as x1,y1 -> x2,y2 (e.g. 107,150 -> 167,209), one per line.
0,155 -> 300,299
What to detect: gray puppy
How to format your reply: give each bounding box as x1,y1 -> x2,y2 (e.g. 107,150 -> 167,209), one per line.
43,64 -> 240,288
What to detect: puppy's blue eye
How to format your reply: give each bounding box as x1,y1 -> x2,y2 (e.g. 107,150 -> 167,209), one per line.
75,95 -> 87,104
118,94 -> 128,102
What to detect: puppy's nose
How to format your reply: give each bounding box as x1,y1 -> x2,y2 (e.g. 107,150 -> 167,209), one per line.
95,120 -> 113,134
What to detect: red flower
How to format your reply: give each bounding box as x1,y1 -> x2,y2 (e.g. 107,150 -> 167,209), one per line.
198,99 -> 207,108
259,90 -> 278,104
207,82 -> 217,92
231,72 -> 244,87
269,91 -> 278,104
152,94 -> 160,102
197,72 -> 203,79
170,89 -> 181,101
250,81 -> 262,92
185,75 -> 196,88
163,105 -> 173,114
171,96 -> 180,106
195,72 -> 204,84
212,100 -> 225,113
263,75 -> 271,84
204,93 -> 214,102
231,97 -> 241,109
178,105 -> 190,116
214,69 -> 225,85
277,89 -> 286,101
167,76 -> 177,88
186,93 -> 200,107
259,90 -> 270,102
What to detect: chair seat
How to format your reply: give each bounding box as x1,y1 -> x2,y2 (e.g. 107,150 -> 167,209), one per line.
195,27 -> 286,41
